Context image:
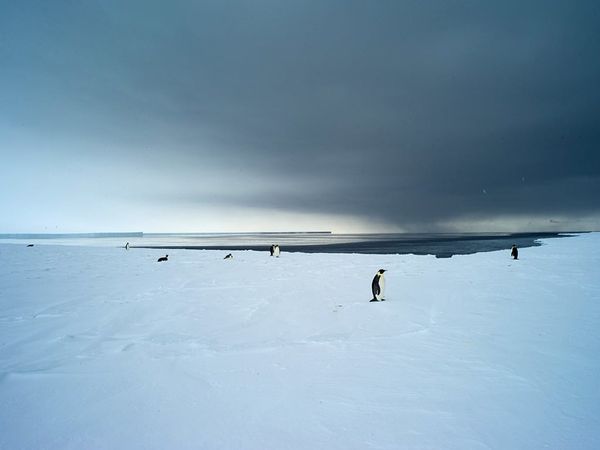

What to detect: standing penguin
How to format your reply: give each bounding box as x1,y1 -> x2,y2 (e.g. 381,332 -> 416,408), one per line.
273,245 -> 280,257
370,269 -> 386,302
125,242 -> 130,250
511,244 -> 518,260
269,245 -> 275,257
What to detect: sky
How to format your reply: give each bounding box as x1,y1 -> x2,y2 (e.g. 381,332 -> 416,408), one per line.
1,0 -> 599,233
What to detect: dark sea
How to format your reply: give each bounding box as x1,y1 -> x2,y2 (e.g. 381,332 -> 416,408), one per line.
1,231 -> 576,258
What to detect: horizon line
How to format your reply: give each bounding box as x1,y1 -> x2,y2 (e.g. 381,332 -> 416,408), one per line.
0,230 -> 592,239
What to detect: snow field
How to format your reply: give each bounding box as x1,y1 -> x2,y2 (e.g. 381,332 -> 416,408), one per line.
0,234 -> 599,449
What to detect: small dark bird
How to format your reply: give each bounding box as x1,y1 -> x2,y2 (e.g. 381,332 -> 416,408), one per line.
157,254 -> 168,262
370,269 -> 386,302
27,244 -> 34,247
511,245 -> 518,260
224,253 -> 233,259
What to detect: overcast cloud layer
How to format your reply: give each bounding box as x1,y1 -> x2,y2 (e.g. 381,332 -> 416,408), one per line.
1,0 -> 599,232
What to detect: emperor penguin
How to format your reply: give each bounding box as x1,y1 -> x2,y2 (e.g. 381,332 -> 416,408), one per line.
273,245 -> 280,257
511,244 -> 518,260
370,269 -> 386,302
157,254 -> 168,262
224,253 -> 233,260
125,242 -> 130,250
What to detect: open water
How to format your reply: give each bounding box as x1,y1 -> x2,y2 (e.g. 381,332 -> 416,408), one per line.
0,231 -> 575,257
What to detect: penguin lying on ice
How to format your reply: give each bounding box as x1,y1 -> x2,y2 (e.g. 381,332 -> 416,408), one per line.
157,254 -> 168,262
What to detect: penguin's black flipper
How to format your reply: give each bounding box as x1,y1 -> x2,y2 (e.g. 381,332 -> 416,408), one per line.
369,298 -> 379,302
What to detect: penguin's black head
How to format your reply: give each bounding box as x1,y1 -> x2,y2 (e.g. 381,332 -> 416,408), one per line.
378,269 -> 386,274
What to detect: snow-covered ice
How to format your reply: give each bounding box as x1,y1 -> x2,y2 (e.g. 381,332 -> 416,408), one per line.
1,234 -> 599,449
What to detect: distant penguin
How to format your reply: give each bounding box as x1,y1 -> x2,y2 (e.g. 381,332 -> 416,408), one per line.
125,242 -> 130,250
511,245 -> 518,260
157,254 -> 168,262
370,269 -> 386,302
269,245 -> 275,257
27,244 -> 34,247
224,253 -> 233,259
273,244 -> 280,257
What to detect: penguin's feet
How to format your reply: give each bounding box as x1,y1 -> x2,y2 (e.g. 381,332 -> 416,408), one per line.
369,299 -> 379,302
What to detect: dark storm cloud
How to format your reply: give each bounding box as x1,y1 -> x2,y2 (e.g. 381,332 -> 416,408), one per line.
2,0 -> 599,230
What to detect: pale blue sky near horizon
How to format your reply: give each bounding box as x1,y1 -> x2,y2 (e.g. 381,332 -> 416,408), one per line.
1,0 -> 599,233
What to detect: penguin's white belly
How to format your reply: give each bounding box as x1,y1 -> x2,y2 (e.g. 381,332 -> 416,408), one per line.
376,276 -> 385,300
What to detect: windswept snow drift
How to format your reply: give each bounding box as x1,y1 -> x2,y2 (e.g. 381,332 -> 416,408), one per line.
1,234 -> 599,449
